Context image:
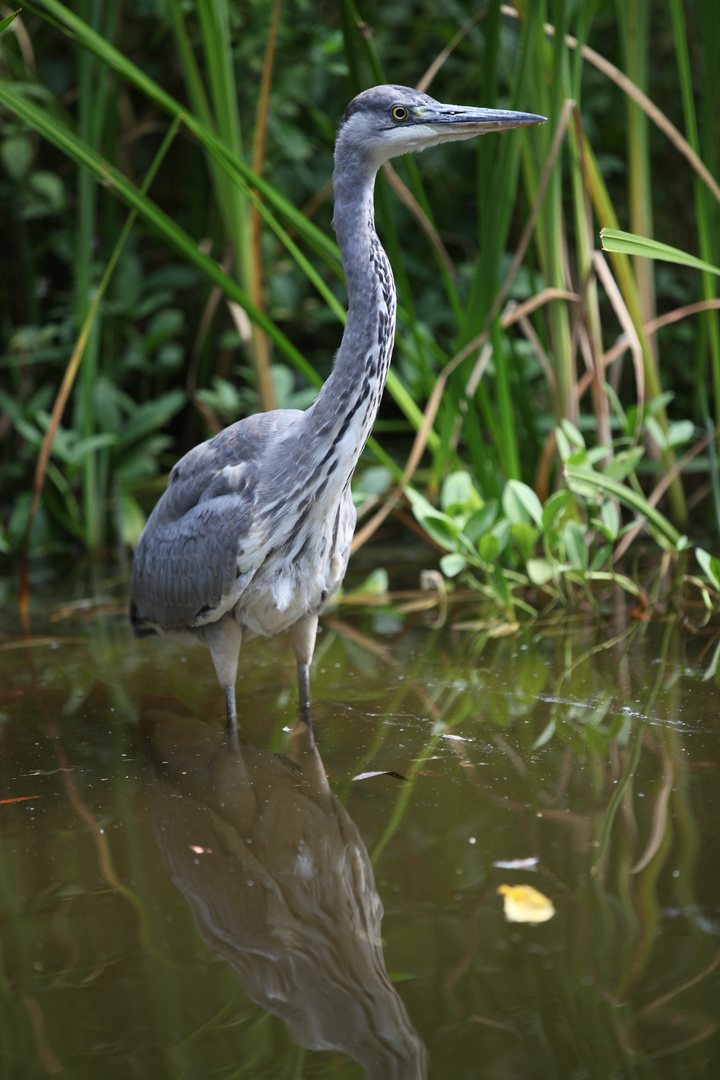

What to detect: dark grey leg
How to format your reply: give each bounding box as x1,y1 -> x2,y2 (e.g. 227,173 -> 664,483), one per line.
297,662 -> 311,717
224,684 -> 239,742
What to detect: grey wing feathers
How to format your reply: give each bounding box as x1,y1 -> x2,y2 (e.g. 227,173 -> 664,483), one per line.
130,409 -> 302,631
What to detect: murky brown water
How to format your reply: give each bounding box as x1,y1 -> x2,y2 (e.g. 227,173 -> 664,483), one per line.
1,579 -> 719,1078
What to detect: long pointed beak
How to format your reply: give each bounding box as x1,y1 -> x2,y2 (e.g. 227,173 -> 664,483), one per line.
418,103 -> 546,134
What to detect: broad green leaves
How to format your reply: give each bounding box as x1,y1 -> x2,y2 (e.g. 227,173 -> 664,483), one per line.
409,428 -> 719,620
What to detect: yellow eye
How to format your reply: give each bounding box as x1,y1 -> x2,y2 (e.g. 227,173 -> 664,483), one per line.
392,105 -> 407,121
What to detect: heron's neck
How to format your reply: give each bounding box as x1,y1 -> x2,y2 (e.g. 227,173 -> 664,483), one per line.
304,152 -> 396,472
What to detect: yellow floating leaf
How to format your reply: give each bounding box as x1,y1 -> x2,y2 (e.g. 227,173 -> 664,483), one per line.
497,884 -> 555,923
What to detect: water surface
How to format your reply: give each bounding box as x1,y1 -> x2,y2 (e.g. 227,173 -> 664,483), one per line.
1,584 -> 719,1078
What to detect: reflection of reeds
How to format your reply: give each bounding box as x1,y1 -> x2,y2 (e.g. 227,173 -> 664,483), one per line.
330,602 -> 716,1070
48,726 -> 166,966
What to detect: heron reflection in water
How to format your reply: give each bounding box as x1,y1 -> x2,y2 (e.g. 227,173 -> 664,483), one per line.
141,705 -> 428,1079
130,86 -> 544,733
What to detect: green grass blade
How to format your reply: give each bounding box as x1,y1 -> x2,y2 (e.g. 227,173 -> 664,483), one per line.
0,8 -> 21,33
601,228 -> 720,277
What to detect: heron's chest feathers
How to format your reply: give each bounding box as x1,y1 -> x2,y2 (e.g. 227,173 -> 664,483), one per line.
235,488 -> 355,638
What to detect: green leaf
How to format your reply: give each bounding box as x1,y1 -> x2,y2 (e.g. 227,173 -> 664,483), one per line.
586,446 -> 611,467
563,520 -> 588,571
157,342 -> 184,370
503,480 -> 543,528
0,133 -> 32,180
600,500 -> 619,540
479,532 -> 501,564
0,78 -> 318,383
406,488 -> 459,551
118,390 -> 186,449
354,568 -> 389,595
602,447 -> 645,481
355,466 -> 392,497
647,391 -> 675,416
666,420 -> 695,448
645,415 -> 667,452
511,522 -> 538,562
542,489 -> 573,532
560,418 -> 586,449
195,377 -> 243,417
601,228 -> 720,278
527,558 -> 555,586
555,426 -> 573,462
120,494 -> 147,548
145,307 -> 185,349
696,548 -> 720,591
589,543 -> 612,572
21,170 -> 65,218
440,470 -> 474,513
440,553 -> 467,578
464,501 -> 498,542
490,565 -> 512,610
0,9 -> 21,34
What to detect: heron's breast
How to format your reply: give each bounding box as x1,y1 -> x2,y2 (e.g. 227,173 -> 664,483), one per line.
231,491 -> 356,638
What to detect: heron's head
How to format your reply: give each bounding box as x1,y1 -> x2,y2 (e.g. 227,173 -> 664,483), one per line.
336,84 -> 545,170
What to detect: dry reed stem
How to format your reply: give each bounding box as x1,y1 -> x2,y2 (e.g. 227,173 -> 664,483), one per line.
1,7 -> 36,78
186,242 -> 234,399
573,298 -> 720,405
458,287 -> 579,372
249,0 -> 283,412
19,315 -> 95,613
591,250 -> 645,429
603,298 -> 720,368
416,9 -> 485,94
383,161 -> 457,280
514,307 -> 557,397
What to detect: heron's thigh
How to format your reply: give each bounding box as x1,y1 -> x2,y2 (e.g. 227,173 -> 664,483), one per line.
289,613 -> 319,666
202,616 -> 243,688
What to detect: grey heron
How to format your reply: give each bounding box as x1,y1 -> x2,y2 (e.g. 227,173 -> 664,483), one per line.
130,84 -> 544,734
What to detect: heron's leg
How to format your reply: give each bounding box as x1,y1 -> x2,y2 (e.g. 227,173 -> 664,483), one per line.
224,687 -> 240,746
203,617 -> 243,735
289,613 -> 319,718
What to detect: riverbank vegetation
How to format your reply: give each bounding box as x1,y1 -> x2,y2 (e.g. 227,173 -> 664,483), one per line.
1,0 -> 719,619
